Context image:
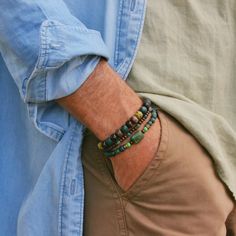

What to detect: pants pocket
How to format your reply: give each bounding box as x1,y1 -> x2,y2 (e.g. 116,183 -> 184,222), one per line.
103,110 -> 169,199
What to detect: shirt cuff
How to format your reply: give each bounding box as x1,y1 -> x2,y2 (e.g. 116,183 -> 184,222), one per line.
24,20 -> 110,102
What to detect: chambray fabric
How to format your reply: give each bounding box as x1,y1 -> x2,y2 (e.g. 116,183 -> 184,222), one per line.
0,0 -> 147,235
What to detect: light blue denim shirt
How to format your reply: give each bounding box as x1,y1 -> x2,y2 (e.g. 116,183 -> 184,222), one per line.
0,0 -> 146,235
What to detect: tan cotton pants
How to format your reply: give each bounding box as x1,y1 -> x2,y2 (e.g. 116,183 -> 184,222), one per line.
81,109 -> 236,236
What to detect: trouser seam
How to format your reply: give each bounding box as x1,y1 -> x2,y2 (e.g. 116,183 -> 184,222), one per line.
99,155 -> 128,236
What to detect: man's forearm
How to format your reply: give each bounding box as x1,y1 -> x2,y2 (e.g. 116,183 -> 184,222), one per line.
57,59 -> 161,190
57,59 -> 142,141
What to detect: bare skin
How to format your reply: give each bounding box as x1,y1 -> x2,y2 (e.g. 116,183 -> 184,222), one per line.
57,59 -> 161,190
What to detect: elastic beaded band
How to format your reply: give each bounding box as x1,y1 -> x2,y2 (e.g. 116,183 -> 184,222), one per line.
97,98 -> 152,151
104,108 -> 158,158
103,107 -> 154,151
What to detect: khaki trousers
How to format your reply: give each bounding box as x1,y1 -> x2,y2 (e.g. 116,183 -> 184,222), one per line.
81,109 -> 235,236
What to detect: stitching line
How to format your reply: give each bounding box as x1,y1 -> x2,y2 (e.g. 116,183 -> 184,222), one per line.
58,124 -> 77,236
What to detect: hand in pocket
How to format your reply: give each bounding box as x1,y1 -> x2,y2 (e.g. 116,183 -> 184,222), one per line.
110,118 -> 162,191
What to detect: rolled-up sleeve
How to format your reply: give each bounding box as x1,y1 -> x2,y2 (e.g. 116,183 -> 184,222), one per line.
0,0 -> 110,103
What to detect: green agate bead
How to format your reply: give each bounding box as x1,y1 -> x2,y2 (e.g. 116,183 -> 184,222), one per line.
105,138 -> 113,147
121,125 -> 129,134
143,127 -> 148,132
130,131 -> 144,144
124,142 -> 131,148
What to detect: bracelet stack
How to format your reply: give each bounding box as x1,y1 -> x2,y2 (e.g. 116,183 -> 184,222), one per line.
97,97 -> 159,158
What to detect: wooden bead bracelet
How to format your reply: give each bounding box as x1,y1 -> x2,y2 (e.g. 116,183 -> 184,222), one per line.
97,97 -> 152,151
103,107 -> 158,158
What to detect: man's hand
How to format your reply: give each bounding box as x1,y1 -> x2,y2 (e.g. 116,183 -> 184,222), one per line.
57,59 -> 161,190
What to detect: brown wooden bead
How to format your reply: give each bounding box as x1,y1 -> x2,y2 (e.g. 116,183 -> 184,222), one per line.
111,134 -> 118,142
131,116 -> 139,124
117,130 -> 123,138
126,121 -> 133,128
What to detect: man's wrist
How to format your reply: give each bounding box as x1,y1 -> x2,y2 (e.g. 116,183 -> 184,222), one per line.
57,59 -> 162,191
57,59 -> 142,140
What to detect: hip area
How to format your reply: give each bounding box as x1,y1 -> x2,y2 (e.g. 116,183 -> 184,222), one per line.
81,109 -> 235,236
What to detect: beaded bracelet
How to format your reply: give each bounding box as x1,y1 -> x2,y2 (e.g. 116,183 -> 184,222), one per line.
97,98 -> 152,150
103,107 -> 158,158
97,98 -> 152,151
103,108 -> 153,152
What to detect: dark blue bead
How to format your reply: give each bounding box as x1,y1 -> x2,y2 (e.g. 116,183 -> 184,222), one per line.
111,134 -> 118,142
105,138 -> 113,147
144,98 -> 152,107
121,125 -> 129,134
152,112 -> 157,118
140,106 -> 148,114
